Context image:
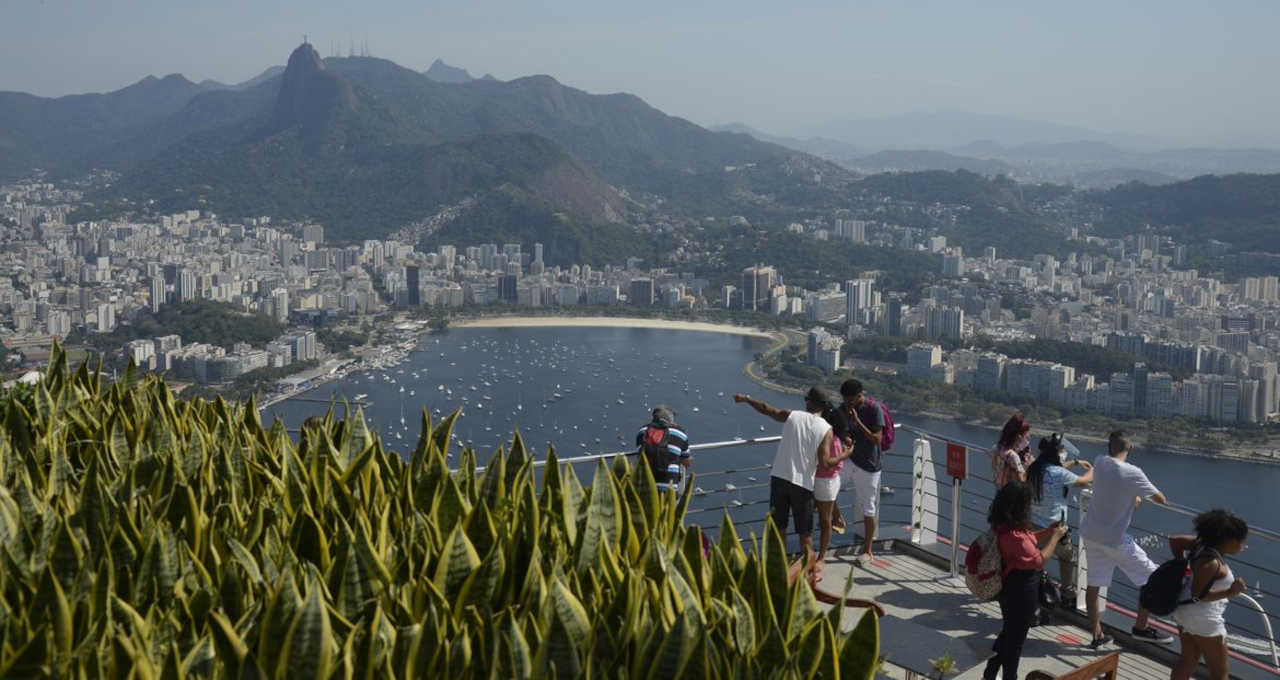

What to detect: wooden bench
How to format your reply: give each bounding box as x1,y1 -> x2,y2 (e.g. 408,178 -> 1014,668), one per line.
1025,651 -> 1120,680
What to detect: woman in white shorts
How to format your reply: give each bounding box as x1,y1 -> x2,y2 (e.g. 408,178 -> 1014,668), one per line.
1169,509 -> 1249,680
814,402 -> 854,566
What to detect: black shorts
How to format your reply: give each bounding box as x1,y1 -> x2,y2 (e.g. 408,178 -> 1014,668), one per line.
769,476 -> 814,537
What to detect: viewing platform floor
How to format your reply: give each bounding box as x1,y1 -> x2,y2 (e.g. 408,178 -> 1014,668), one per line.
819,541 -> 1197,679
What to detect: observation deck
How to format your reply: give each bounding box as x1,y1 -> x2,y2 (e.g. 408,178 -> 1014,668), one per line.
528,424 -> 1280,679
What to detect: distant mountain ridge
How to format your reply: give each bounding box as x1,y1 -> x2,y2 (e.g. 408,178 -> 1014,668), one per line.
42,42 -> 847,258
812,111 -> 1164,151
424,59 -> 474,83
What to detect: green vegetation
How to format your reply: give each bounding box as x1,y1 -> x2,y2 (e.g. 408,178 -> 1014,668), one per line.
0,348 -> 880,677
853,171 -> 1073,259
89,300 -> 284,350
696,222 -> 941,292
1096,173 -> 1280,254
316,328 -> 365,353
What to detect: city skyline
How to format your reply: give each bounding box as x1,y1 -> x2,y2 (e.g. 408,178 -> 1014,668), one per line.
3,0 -> 1279,148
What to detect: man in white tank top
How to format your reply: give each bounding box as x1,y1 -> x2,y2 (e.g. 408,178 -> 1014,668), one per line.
734,386 -> 833,568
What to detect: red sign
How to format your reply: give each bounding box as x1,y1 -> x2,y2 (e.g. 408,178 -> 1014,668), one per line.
946,442 -> 967,479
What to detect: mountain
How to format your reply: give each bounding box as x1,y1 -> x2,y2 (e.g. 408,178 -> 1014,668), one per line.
424,58 -> 474,83
0,73 -> 212,178
233,65 -> 285,90
17,43 -> 847,257
843,150 -> 1015,176
812,111 -> 1162,151
94,44 -> 638,257
711,122 -> 864,159
1095,173 -> 1280,253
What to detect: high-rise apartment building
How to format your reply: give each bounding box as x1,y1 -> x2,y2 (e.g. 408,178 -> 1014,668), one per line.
740,265 -> 776,311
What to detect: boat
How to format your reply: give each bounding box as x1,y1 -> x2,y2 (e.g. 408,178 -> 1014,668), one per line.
881,486 -> 895,495
355,393 -> 368,401
616,399 -> 625,405
691,406 -> 700,413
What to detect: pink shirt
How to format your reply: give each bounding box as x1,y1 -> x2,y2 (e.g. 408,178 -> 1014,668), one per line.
816,437 -> 844,479
991,434 -> 1030,488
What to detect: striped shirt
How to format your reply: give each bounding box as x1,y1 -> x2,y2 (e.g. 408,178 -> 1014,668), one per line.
636,424 -> 690,490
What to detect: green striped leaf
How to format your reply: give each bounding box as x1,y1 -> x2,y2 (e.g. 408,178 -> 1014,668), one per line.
277,586 -> 333,680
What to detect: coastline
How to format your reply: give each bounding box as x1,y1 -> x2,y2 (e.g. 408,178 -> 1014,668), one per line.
452,315 -> 775,338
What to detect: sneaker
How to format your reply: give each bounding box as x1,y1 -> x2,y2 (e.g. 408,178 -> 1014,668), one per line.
1131,627 -> 1175,645
832,521 -> 845,535
1088,634 -> 1113,650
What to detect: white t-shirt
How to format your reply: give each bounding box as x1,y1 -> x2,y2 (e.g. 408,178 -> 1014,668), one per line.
770,410 -> 831,491
1079,455 -> 1160,548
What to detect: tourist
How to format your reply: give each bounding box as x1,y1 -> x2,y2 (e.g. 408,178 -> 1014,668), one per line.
1026,433 -> 1093,601
984,481 -> 1069,680
990,411 -> 1032,489
635,405 -> 690,493
839,378 -> 885,565
814,391 -> 855,565
1079,430 -> 1174,648
734,387 -> 833,567
1169,509 -> 1249,680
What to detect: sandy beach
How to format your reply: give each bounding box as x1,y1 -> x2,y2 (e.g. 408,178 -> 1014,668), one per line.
453,315 -> 774,338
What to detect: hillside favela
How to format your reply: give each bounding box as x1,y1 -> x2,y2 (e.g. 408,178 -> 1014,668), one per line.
3,3 -> 1280,678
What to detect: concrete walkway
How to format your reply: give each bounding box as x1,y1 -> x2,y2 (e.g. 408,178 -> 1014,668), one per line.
815,543 -> 1180,679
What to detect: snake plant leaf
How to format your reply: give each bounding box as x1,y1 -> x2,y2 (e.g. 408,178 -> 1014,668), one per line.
0,625 -> 52,678
277,586 -> 333,680
342,407 -> 373,469
789,568 -> 823,634
584,460 -> 622,550
207,609 -> 248,673
391,623 -> 424,677
434,525 -> 481,602
226,537 -> 264,587
761,518 -> 791,633
503,615 -> 533,680
457,543 -> 504,617
816,619 -> 841,680
434,473 -> 470,531
837,609 -> 880,680
645,608 -> 698,680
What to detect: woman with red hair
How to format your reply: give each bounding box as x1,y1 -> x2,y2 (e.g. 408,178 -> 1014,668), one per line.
990,411 -> 1032,489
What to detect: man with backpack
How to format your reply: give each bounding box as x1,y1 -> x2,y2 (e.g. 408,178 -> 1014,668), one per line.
839,378 -> 887,565
635,406 -> 690,492
1078,430 -> 1174,648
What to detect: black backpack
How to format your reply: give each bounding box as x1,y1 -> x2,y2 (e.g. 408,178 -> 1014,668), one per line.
1139,546 -> 1220,616
640,425 -> 679,486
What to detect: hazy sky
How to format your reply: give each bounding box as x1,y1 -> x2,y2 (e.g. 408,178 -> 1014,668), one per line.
3,0 -> 1278,147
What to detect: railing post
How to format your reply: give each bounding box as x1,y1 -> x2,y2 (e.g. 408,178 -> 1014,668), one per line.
1076,488 -> 1091,612
951,477 -> 963,578
911,438 -> 938,546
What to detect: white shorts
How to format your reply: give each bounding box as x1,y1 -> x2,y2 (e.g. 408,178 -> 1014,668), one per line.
814,475 -> 841,502
1172,603 -> 1228,638
1084,535 -> 1158,589
848,467 -> 881,518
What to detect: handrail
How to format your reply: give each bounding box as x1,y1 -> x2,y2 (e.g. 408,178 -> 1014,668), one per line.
898,423 -> 1280,546
1237,593 -> 1280,668
474,435 -> 784,472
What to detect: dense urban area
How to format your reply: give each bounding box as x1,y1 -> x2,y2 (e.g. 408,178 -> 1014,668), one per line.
4,170 -> 1280,457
